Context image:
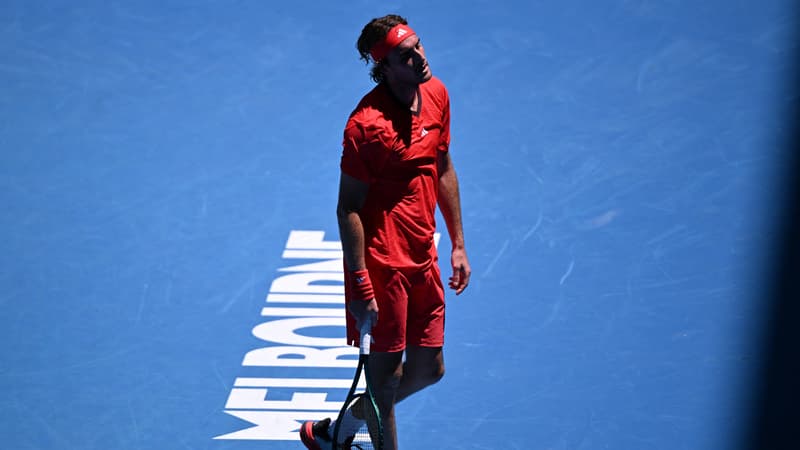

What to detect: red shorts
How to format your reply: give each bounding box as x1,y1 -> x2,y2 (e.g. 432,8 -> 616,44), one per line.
345,263 -> 445,353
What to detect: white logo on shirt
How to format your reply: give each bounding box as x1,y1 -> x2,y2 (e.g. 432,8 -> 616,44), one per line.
421,128 -> 428,137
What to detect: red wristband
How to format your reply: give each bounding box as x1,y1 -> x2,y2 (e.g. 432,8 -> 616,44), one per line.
348,269 -> 374,300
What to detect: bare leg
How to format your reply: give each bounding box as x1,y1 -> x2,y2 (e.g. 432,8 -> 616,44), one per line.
367,351 -> 404,450
363,347 -> 444,450
396,346 -> 445,403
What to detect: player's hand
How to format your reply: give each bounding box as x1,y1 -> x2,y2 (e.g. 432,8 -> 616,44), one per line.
348,297 -> 379,332
449,248 -> 471,295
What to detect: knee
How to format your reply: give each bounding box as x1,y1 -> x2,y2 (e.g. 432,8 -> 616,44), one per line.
428,362 -> 445,386
415,360 -> 445,388
407,351 -> 445,387
375,366 -> 403,402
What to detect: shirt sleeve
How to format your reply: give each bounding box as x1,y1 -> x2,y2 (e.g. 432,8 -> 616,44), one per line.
340,121 -> 373,182
438,86 -> 451,153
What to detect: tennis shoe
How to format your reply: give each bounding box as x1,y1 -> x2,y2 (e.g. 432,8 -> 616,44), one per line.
299,418 -> 334,450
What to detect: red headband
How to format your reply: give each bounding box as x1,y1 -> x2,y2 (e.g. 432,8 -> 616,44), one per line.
369,24 -> 416,62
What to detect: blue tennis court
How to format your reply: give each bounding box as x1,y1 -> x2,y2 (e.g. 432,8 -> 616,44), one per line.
1,1 -> 797,449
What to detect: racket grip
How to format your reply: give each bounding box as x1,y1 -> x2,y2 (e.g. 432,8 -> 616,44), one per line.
360,320 -> 372,355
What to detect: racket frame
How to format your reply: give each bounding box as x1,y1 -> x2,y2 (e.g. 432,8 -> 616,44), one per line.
332,322 -> 383,449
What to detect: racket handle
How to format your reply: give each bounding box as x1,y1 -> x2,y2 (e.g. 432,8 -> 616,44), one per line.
360,320 -> 372,355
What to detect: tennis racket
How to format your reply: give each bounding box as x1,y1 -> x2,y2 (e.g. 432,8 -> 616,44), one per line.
332,320 -> 383,449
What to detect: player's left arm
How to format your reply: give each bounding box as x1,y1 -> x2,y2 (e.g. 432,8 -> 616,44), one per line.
437,150 -> 471,295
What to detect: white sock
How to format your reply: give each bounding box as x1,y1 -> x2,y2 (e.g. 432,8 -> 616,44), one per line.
327,409 -> 365,443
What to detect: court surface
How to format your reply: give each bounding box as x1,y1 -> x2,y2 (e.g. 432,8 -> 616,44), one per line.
1,1 -> 797,449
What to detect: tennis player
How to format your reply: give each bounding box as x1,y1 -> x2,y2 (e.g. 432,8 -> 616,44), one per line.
300,14 -> 470,450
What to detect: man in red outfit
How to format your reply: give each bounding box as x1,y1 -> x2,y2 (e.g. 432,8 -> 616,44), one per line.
301,14 -> 471,450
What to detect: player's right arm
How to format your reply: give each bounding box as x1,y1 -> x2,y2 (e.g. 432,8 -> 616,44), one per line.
336,171 -> 379,328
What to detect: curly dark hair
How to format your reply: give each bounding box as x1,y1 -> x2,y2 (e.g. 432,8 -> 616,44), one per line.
356,14 -> 409,83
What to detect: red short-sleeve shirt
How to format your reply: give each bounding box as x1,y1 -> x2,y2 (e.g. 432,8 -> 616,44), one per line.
341,77 -> 451,270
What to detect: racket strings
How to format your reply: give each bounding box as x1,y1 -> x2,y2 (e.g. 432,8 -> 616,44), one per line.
336,356 -> 382,449
347,393 -> 381,449
336,398 -> 366,441
336,394 -> 376,449
349,428 -> 376,450
362,395 -> 381,446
